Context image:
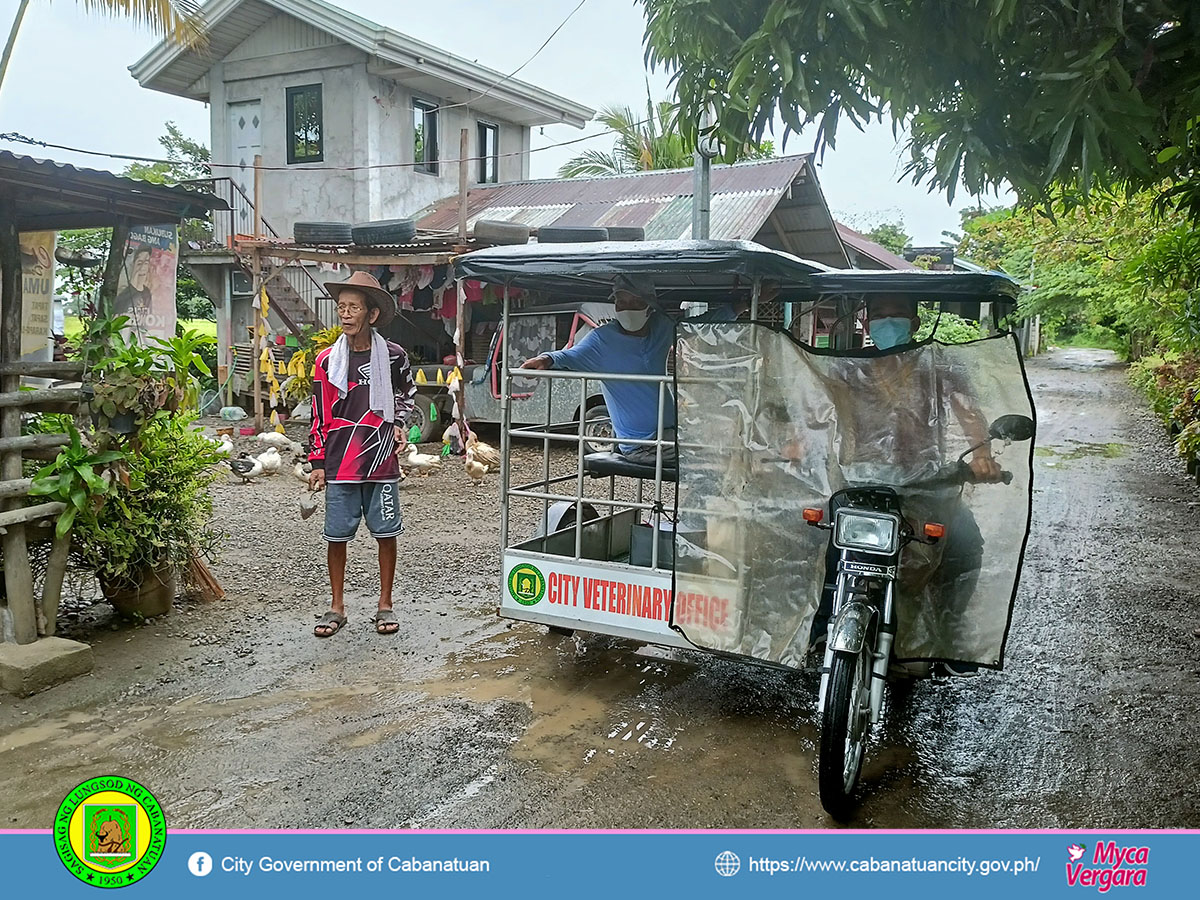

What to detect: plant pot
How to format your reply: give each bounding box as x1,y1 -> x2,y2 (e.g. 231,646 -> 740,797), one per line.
109,412 -> 137,434
101,563 -> 176,618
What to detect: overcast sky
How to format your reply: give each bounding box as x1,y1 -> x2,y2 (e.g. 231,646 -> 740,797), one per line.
0,0 -> 1013,244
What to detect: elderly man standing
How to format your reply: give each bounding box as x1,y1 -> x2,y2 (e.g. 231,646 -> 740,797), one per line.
520,274 -> 745,464
308,272 -> 417,637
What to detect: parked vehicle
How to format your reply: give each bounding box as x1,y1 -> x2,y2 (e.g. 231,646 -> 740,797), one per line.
455,239 -> 1035,819
406,303 -> 613,447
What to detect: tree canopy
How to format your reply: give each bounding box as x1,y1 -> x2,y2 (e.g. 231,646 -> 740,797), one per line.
640,1 -> 1200,213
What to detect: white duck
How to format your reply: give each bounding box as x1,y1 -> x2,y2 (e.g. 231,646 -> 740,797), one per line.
228,454 -> 264,483
215,436 -> 234,458
256,446 -> 282,475
255,432 -> 294,452
465,447 -> 488,485
293,460 -> 313,484
466,433 -> 500,471
401,444 -> 441,475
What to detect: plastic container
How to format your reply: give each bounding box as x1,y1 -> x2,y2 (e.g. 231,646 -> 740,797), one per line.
219,406 -> 248,420
239,426 -> 256,436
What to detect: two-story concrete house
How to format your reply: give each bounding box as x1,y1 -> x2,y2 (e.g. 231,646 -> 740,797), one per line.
130,0 -> 593,366
132,0 -> 592,235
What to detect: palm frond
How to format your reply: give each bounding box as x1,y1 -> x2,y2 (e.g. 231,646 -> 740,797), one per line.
77,0 -> 206,46
558,150 -> 631,179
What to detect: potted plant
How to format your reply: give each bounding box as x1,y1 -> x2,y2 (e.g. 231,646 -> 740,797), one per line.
64,412 -> 224,616
77,315 -> 214,435
33,322 -> 223,617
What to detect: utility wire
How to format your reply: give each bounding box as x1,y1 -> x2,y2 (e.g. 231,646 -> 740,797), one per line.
432,0 -> 588,115
0,116 -> 652,174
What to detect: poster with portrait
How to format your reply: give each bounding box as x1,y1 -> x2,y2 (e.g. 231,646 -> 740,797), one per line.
116,224 -> 178,342
17,231 -> 56,359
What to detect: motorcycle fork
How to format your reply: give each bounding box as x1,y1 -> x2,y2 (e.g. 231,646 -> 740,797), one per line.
819,566 -> 897,725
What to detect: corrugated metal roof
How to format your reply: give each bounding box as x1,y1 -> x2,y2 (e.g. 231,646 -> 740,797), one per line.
836,223 -> 917,270
0,150 -> 228,231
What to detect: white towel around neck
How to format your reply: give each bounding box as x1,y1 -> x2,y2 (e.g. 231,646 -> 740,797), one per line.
326,331 -> 395,423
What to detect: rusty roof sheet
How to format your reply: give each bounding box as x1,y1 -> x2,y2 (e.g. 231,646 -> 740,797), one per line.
0,149 -> 227,231
836,223 -> 918,270
418,155 -> 809,233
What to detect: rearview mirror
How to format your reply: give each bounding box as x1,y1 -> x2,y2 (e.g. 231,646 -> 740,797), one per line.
988,414 -> 1035,442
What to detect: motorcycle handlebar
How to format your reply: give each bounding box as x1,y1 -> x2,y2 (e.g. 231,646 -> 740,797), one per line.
910,463 -> 1013,489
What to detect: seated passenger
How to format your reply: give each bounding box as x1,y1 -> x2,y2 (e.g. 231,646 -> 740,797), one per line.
520,275 -> 745,465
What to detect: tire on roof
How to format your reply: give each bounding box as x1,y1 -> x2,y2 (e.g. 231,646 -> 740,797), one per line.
473,219 -> 531,246
538,225 -> 609,243
351,218 -> 418,246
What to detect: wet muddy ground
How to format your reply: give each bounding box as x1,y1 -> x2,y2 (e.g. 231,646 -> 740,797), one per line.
1,348 -> 1198,828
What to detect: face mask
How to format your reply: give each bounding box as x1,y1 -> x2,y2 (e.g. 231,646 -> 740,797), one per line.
869,317 -> 913,350
614,307 -> 651,332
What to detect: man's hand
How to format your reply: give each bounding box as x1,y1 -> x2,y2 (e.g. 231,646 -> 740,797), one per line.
968,452 -> 1003,482
520,355 -> 551,370
308,468 -> 326,491
394,425 -> 410,456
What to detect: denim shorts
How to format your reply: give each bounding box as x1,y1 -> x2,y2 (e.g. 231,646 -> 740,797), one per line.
323,481 -> 404,542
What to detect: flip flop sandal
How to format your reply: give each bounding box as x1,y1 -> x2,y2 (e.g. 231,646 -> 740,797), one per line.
372,609 -> 399,635
314,610 -> 347,637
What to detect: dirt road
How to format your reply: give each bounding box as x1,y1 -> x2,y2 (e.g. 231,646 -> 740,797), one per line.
1,348 -> 1198,828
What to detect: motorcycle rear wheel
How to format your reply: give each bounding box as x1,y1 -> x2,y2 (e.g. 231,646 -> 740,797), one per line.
819,647 -> 871,820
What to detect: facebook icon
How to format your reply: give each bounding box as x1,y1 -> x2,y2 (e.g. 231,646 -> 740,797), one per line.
188,851 -> 213,877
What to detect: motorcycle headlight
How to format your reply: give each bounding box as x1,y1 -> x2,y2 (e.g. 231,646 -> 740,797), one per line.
834,510 -> 900,555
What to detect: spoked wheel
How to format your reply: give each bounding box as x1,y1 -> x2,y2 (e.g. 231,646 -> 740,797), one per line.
818,647 -> 872,820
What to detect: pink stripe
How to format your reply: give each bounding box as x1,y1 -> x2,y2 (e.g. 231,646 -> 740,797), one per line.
4,828 -> 1198,836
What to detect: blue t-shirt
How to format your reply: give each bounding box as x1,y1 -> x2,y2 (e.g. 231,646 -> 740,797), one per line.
544,309 -> 734,453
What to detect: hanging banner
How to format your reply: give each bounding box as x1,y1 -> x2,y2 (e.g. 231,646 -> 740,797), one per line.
116,224 -> 178,341
18,230 -> 56,358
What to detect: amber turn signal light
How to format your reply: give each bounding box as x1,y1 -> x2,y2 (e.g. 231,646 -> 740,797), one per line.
924,523 -> 945,539
803,508 -> 824,523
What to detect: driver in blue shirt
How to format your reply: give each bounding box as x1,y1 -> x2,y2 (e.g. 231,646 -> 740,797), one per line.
520,274 -> 746,464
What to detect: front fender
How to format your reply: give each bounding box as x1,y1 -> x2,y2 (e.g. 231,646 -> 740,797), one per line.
830,601 -> 875,655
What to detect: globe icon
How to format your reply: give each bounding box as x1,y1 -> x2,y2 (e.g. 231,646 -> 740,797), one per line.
714,850 -> 741,877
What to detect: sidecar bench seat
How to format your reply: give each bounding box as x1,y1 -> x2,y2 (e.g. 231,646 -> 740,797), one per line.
584,451 -> 677,483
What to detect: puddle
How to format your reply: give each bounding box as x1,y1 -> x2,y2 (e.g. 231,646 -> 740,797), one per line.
1035,441 -> 1127,463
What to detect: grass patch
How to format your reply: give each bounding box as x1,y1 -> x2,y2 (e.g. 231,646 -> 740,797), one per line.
64,317 -> 216,340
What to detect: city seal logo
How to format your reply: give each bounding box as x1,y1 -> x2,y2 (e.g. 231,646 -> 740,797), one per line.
508,563 -> 546,606
54,776 -> 165,888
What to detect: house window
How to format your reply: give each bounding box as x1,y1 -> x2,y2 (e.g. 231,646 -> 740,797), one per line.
286,84 -> 323,164
478,121 -> 498,183
414,99 -> 439,175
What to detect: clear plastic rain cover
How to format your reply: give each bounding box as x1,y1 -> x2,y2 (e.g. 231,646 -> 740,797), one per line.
672,323 -> 1034,670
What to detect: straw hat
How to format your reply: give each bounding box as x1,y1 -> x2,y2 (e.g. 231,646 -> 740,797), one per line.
324,271 -> 396,328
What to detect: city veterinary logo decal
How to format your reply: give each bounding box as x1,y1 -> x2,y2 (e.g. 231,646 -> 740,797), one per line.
55,776 -> 165,888
508,563 -> 546,606
1066,841 -> 1149,892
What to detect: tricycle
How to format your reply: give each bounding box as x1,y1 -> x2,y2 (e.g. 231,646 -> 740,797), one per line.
454,239 -> 1036,819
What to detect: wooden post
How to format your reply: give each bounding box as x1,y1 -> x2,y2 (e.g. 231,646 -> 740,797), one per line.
455,129 -> 470,436
458,129 -> 470,243
39,531 -> 71,637
0,195 -> 36,644
98,217 -> 130,319
251,155 -> 265,432
253,153 -> 264,240
251,249 -> 264,433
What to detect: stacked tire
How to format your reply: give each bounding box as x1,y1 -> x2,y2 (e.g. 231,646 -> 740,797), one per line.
293,221 -> 353,245
473,219 -> 531,246
538,226 -> 609,243
606,226 -> 645,242
351,218 -> 417,246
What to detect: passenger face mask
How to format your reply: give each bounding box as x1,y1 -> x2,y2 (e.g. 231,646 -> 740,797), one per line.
614,306 -> 651,332
868,317 -> 913,350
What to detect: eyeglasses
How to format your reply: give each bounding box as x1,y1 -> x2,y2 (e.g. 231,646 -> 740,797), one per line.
336,304 -> 365,316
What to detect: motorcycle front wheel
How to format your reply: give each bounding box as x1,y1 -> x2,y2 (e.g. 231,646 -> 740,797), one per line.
818,647 -> 872,820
